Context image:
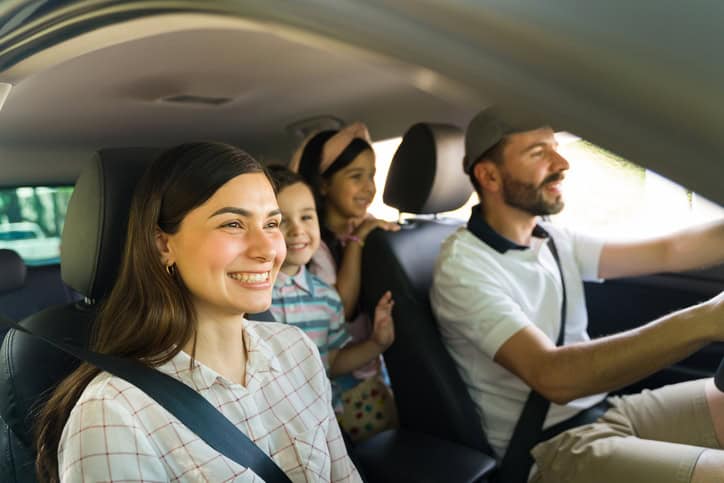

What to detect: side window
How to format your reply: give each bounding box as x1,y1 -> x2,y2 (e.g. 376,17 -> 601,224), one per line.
550,136 -> 723,237
0,186 -> 73,266
370,135 -> 724,235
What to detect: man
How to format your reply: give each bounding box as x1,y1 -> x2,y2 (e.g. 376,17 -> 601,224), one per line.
430,106 -> 724,483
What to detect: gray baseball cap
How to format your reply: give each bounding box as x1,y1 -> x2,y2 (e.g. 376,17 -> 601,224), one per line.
463,106 -> 550,174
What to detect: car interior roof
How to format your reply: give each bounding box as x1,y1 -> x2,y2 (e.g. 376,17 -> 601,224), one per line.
0,5 -> 722,206
0,13 -> 480,186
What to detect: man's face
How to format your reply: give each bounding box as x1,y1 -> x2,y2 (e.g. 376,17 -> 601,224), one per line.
498,127 -> 570,216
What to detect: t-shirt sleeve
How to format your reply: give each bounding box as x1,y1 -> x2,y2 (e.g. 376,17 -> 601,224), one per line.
567,228 -> 605,282
431,242 -> 533,359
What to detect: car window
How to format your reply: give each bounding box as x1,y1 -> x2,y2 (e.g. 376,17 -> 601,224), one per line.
0,186 -> 73,266
370,135 -> 724,236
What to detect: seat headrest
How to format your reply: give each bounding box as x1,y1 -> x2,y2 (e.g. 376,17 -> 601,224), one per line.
61,148 -> 162,300
0,249 -> 26,293
383,123 -> 473,214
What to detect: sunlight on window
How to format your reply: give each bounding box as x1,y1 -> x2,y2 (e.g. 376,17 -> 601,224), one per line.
371,135 -> 724,237
552,139 -> 724,239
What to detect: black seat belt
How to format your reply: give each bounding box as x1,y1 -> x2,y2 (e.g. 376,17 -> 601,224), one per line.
0,318 -> 292,483
496,237 -> 567,483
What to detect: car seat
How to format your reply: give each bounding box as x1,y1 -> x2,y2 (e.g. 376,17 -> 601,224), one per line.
0,148 -> 161,482
0,248 -> 27,338
354,123 -> 497,482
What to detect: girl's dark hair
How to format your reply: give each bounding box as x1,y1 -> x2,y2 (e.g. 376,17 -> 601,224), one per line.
295,130 -> 373,263
35,142 -> 270,482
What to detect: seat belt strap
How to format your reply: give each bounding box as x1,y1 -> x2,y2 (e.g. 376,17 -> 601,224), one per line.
497,237 -> 567,483
0,318 -> 292,483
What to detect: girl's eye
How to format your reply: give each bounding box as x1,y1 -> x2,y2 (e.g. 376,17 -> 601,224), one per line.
302,215 -> 314,221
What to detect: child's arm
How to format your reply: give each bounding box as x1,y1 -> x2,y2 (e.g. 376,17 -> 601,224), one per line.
329,291 -> 395,376
335,219 -> 399,318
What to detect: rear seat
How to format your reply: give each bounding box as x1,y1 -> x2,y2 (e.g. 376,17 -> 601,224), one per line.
0,248 -> 81,331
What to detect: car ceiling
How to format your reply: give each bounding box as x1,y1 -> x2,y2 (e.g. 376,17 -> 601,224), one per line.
0,1 -> 722,206
0,14 -> 479,185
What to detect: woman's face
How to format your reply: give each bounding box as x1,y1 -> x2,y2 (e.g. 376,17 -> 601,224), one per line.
159,172 -> 286,320
323,149 -> 376,221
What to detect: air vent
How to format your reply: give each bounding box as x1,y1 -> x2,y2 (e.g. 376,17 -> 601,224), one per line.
159,94 -> 232,106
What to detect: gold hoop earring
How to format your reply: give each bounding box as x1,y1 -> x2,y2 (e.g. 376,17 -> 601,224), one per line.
165,264 -> 176,276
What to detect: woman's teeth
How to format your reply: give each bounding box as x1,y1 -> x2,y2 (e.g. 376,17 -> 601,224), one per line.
228,272 -> 269,283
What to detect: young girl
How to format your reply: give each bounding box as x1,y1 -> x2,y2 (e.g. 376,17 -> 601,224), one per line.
266,166 -> 395,417
35,142 -> 360,482
290,123 -> 400,440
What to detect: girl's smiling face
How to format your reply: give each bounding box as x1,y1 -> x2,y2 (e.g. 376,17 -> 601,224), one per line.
322,149 -> 376,223
157,172 -> 286,320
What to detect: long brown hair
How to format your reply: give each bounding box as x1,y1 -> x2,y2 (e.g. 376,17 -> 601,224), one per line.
35,142 -> 269,482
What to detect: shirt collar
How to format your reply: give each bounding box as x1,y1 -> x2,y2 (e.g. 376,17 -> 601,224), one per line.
275,265 -> 314,296
243,321 -> 283,378
467,204 -> 549,254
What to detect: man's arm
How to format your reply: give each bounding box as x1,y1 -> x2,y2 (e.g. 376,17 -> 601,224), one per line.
495,292 -> 724,404
598,219 -> 724,279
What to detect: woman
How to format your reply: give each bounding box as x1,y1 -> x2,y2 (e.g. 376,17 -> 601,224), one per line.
35,142 -> 360,482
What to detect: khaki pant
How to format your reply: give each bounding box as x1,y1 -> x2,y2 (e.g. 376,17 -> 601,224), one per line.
530,379 -> 720,483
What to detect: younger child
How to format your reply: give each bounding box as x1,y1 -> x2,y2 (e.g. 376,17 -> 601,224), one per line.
267,166 -> 395,424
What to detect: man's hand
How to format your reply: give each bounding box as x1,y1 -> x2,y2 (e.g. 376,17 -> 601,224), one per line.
371,290 -> 395,350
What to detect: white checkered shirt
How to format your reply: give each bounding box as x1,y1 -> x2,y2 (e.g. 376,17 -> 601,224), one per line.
58,320 -> 361,482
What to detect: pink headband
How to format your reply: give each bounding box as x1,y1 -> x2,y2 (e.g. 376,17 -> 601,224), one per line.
289,122 -> 372,173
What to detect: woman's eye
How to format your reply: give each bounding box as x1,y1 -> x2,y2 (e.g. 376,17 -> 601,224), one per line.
223,221 -> 242,229
265,220 -> 281,229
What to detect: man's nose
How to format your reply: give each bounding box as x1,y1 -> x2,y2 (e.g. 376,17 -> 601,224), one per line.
552,150 -> 570,172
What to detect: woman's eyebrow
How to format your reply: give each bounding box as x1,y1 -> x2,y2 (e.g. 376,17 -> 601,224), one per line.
208,207 -> 281,218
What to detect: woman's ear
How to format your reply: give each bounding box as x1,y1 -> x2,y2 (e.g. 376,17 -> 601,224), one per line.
155,228 -> 174,267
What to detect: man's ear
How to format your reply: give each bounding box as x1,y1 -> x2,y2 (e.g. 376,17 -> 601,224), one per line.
155,228 -> 174,267
473,160 -> 502,193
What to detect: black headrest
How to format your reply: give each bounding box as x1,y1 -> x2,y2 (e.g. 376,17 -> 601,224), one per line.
0,249 -> 26,293
61,148 -> 162,300
383,123 -> 473,214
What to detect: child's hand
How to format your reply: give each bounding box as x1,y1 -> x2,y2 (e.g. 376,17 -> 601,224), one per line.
372,291 -> 395,350
353,217 -> 400,241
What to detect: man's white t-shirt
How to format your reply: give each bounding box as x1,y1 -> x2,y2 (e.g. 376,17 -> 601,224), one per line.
430,213 -> 607,458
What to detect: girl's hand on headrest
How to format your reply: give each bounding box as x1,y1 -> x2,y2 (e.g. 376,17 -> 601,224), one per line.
353,217 -> 400,242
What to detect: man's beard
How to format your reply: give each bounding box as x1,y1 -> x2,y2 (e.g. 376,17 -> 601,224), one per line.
501,169 -> 565,216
